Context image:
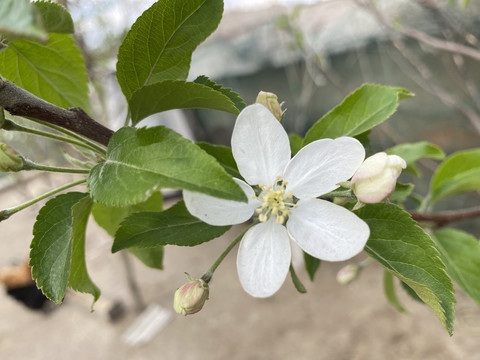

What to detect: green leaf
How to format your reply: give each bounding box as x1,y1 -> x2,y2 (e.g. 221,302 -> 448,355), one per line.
30,193 -> 100,304
389,182 -> 414,203
401,281 -> 424,303
383,270 -> 407,313
129,80 -> 240,125
288,133 -> 303,156
196,142 -> 241,179
116,0 -> 223,99
128,246 -> 164,270
433,228 -> 480,306
289,264 -> 307,294
92,192 -> 163,237
304,84 -> 413,144
193,76 -> 246,111
430,149 -> 480,204
92,192 -> 164,269
303,252 -> 321,281
33,1 -> 74,34
68,195 -> 101,305
357,203 -> 455,335
0,33 -> 91,112
0,0 -> 46,42
87,126 -> 246,207
386,141 -> 445,176
112,201 -> 231,252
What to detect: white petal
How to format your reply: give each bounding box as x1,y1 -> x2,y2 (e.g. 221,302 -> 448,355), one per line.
183,179 -> 259,226
283,137 -> 365,198
237,219 -> 291,298
351,152 -> 389,183
231,104 -> 291,186
287,199 -> 370,261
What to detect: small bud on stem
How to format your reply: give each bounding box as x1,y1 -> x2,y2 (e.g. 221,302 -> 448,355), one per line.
255,91 -> 286,121
173,274 -> 209,316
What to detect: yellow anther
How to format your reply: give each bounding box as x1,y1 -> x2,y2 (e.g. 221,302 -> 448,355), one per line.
276,215 -> 285,224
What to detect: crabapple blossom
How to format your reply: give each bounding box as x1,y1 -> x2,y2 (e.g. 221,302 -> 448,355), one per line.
183,104 -> 370,298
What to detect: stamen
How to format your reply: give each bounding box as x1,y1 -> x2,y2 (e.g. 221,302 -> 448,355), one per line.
255,179 -> 296,224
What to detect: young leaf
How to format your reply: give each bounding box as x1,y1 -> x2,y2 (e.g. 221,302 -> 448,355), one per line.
116,0 -> 223,99
433,228 -> 480,306
0,34 -> 91,112
401,281 -> 424,303
383,270 -> 407,313
303,84 -> 413,144
92,192 -> 163,237
196,142 -> 241,179
87,126 -> 246,207
193,76 -> 246,112
288,133 -> 303,156
0,0 -> 46,42
30,193 -> 99,304
112,201 -> 231,252
386,141 -> 445,176
356,203 -> 455,335
128,246 -> 164,270
303,252 -> 321,281
92,192 -> 164,269
289,264 -> 307,294
389,182 -> 414,203
430,149 -> 480,204
33,1 -> 74,34
129,80 -> 240,125
68,196 -> 101,304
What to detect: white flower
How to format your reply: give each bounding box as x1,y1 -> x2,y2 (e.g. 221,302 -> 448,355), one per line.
351,152 -> 407,204
183,104 -> 370,298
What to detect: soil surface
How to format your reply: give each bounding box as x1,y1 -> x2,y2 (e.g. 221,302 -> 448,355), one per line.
0,175 -> 479,360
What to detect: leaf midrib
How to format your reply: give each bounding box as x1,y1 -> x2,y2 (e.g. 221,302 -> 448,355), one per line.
142,0 -> 206,89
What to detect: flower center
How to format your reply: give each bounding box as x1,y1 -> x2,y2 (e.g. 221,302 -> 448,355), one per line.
253,180 -> 297,225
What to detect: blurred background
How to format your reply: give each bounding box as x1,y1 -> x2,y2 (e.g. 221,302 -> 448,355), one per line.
1,0 -> 480,359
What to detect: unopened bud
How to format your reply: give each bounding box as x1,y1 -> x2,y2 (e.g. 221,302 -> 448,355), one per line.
173,275 -> 209,316
0,143 -> 25,172
351,152 -> 406,204
336,264 -> 360,285
256,91 -> 285,121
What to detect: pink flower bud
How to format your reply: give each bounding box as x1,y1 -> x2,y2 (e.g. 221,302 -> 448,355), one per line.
336,264 -> 360,285
173,276 -> 209,316
255,91 -> 285,121
351,152 -> 406,204
0,143 -> 25,172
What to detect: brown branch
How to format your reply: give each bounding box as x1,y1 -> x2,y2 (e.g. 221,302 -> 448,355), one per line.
410,206 -> 480,226
355,0 -> 480,62
0,76 -> 113,146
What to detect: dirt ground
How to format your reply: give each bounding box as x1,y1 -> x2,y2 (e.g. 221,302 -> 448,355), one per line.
0,175 -> 479,360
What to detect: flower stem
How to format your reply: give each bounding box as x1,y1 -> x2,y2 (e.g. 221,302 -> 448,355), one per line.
201,223 -> 256,283
2,119 -> 104,154
24,159 -> 90,174
0,178 -> 87,221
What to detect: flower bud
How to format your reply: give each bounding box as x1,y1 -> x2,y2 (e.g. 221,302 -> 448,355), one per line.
173,275 -> 209,316
255,91 -> 285,121
351,152 -> 406,204
0,143 -> 25,172
336,264 -> 360,285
